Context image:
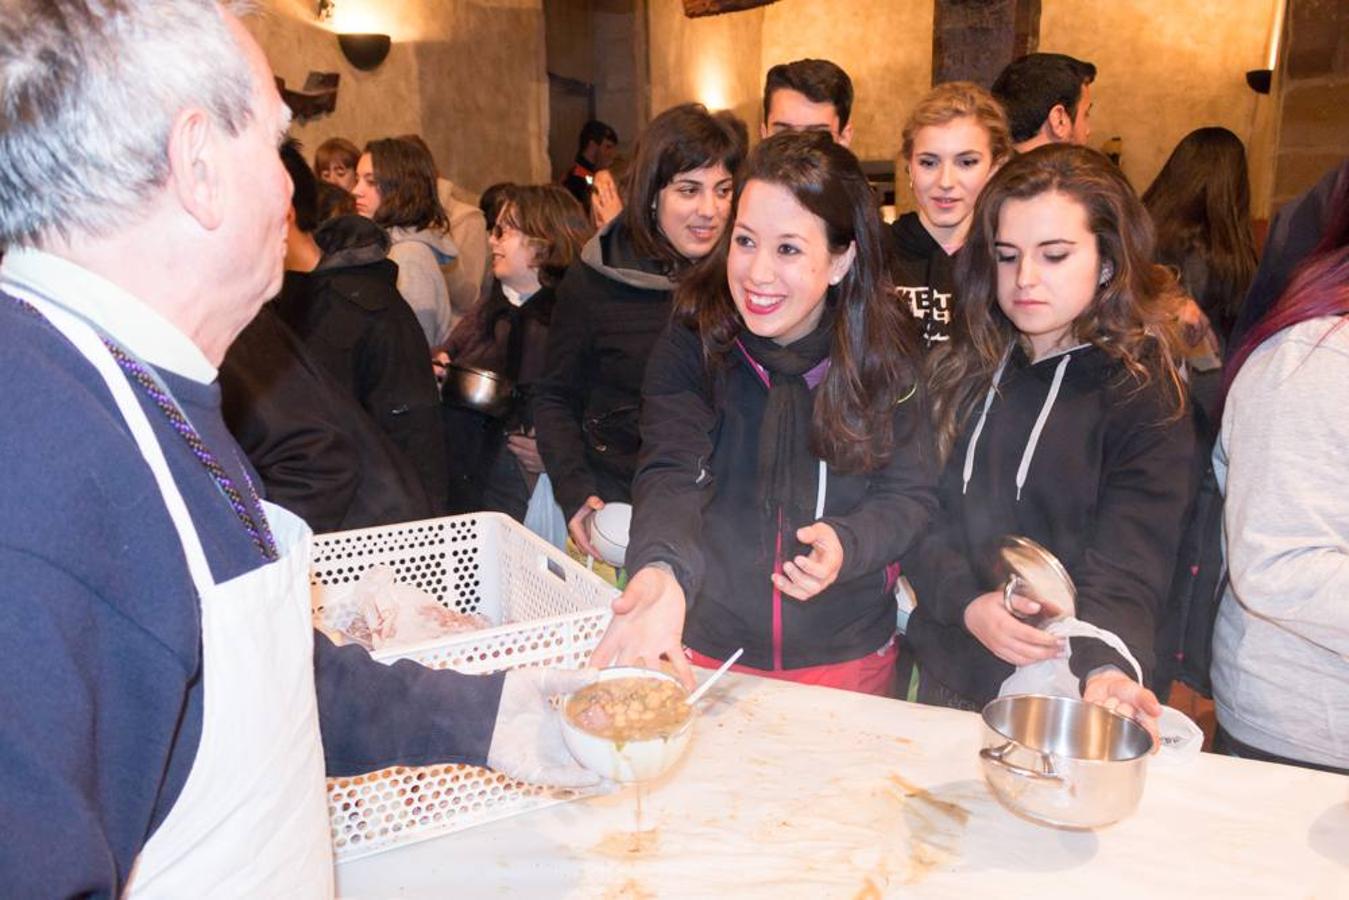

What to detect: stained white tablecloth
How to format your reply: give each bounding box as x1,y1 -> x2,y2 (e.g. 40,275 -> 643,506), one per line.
336,672 -> 1349,898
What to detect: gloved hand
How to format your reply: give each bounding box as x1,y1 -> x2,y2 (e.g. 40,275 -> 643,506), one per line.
485,667 -> 602,788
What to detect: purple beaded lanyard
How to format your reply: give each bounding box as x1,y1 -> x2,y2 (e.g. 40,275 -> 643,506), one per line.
3,288 -> 279,562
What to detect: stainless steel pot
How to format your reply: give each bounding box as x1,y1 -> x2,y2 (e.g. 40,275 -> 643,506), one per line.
980,694 -> 1153,829
441,364 -> 514,417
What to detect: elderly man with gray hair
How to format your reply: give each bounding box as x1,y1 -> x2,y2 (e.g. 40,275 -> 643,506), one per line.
0,2 -> 596,895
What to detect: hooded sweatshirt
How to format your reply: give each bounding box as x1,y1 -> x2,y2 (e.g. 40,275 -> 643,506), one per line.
533,216 -> 677,519
387,224 -> 460,348
275,215 -> 449,513
887,212 -> 958,350
903,342 -> 1198,705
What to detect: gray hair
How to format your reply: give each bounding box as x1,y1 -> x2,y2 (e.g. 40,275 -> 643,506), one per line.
0,0 -> 259,249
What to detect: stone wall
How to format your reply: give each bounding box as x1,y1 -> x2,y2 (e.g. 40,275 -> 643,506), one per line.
246,0 -> 549,195
1038,0 -> 1276,211
647,0 -> 766,135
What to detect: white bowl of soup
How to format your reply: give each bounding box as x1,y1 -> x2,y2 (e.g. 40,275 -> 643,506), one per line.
561,666 -> 695,783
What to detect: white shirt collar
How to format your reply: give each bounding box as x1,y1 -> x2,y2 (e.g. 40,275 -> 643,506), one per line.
0,248 -> 217,384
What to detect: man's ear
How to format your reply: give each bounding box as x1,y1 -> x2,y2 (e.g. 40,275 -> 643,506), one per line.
837,121 -> 854,148
167,106 -> 224,231
1046,104 -> 1073,142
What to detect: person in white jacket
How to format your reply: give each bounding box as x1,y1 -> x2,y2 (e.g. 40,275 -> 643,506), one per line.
1213,243 -> 1349,774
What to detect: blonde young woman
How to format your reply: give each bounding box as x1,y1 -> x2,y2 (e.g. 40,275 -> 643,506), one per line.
889,82 -> 1012,349
902,145 -> 1198,744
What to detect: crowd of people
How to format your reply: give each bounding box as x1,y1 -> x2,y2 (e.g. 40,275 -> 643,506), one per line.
1,0 -> 1345,892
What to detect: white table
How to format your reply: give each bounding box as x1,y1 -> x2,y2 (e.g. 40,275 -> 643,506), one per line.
337,673 -> 1349,898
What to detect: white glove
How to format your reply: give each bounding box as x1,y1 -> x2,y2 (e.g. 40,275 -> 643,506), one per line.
486,667 -> 601,788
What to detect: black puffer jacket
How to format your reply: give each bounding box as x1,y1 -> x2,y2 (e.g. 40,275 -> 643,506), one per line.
625,322 -> 940,671
534,217 -> 676,519
887,212 -> 959,350
903,342 -> 1198,705
219,304 -> 434,532
274,215 -> 448,512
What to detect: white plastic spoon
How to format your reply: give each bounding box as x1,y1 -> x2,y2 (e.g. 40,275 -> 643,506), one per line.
686,647 -> 744,705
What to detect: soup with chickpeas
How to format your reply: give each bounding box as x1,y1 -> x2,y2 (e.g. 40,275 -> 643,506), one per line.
566,676 -> 692,743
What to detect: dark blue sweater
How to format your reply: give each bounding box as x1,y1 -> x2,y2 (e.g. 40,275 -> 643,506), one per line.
0,299 -> 504,897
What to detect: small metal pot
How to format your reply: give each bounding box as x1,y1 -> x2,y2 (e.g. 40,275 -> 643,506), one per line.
980,694 -> 1153,829
441,364 -> 514,417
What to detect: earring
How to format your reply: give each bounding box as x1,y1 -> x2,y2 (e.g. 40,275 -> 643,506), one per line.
1098,263 -> 1114,286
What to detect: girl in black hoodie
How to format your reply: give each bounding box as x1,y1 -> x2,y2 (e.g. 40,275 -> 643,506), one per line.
889,82 -> 1011,350
590,133 -> 938,695
903,145 -> 1198,742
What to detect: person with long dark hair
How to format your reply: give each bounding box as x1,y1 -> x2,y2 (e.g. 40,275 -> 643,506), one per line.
589,132 -> 939,694
903,145 -> 1197,741
1210,180 -> 1349,774
1143,126 -> 1257,346
534,103 -> 742,558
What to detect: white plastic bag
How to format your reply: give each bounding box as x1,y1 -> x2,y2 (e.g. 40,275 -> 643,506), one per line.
523,471 -> 569,551
998,616 -> 1202,765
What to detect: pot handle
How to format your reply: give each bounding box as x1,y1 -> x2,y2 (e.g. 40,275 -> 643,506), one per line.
980,742 -> 1064,784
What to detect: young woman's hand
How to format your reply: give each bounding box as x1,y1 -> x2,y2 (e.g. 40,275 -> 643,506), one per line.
431,349 -> 451,386
962,590 -> 1065,666
1083,668 -> 1163,751
506,431 -> 545,475
568,495 -> 604,558
773,522 -> 843,601
590,169 -> 623,229
589,565 -> 695,690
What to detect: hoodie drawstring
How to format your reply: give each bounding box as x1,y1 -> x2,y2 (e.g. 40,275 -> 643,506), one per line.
962,346 -> 1013,495
962,345 -> 1075,502
1015,353 -> 1072,501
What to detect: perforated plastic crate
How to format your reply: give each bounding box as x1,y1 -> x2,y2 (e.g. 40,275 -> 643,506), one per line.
311,513 -> 617,862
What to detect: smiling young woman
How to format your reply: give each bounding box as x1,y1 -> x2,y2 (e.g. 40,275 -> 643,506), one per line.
889,82 -> 1011,350
588,132 -> 939,696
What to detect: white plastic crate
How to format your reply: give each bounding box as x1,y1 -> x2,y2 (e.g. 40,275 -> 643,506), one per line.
311,512 -> 617,862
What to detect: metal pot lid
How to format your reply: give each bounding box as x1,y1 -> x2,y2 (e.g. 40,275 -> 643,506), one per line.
998,535 -> 1077,621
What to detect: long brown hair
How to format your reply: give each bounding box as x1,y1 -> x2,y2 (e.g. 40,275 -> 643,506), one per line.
928,144 -> 1188,460
675,131 -> 922,474
364,137 -> 449,232
1143,127 -> 1257,340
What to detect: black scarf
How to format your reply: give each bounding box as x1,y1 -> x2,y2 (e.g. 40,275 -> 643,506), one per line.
738,313 -> 835,556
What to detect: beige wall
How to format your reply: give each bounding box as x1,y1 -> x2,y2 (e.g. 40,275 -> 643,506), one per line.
1040,0 -> 1277,213
647,0 -> 765,132
760,0 -> 934,164
246,0 -> 549,195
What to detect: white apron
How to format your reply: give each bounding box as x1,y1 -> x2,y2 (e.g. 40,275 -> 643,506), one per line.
23,295 -> 333,897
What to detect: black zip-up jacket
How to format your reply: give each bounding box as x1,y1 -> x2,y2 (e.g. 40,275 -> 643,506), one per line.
887,212 -> 958,350
534,217 -> 676,519
274,215 -> 449,511
219,304 -> 434,532
625,323 -> 940,670
902,342 -> 1198,705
